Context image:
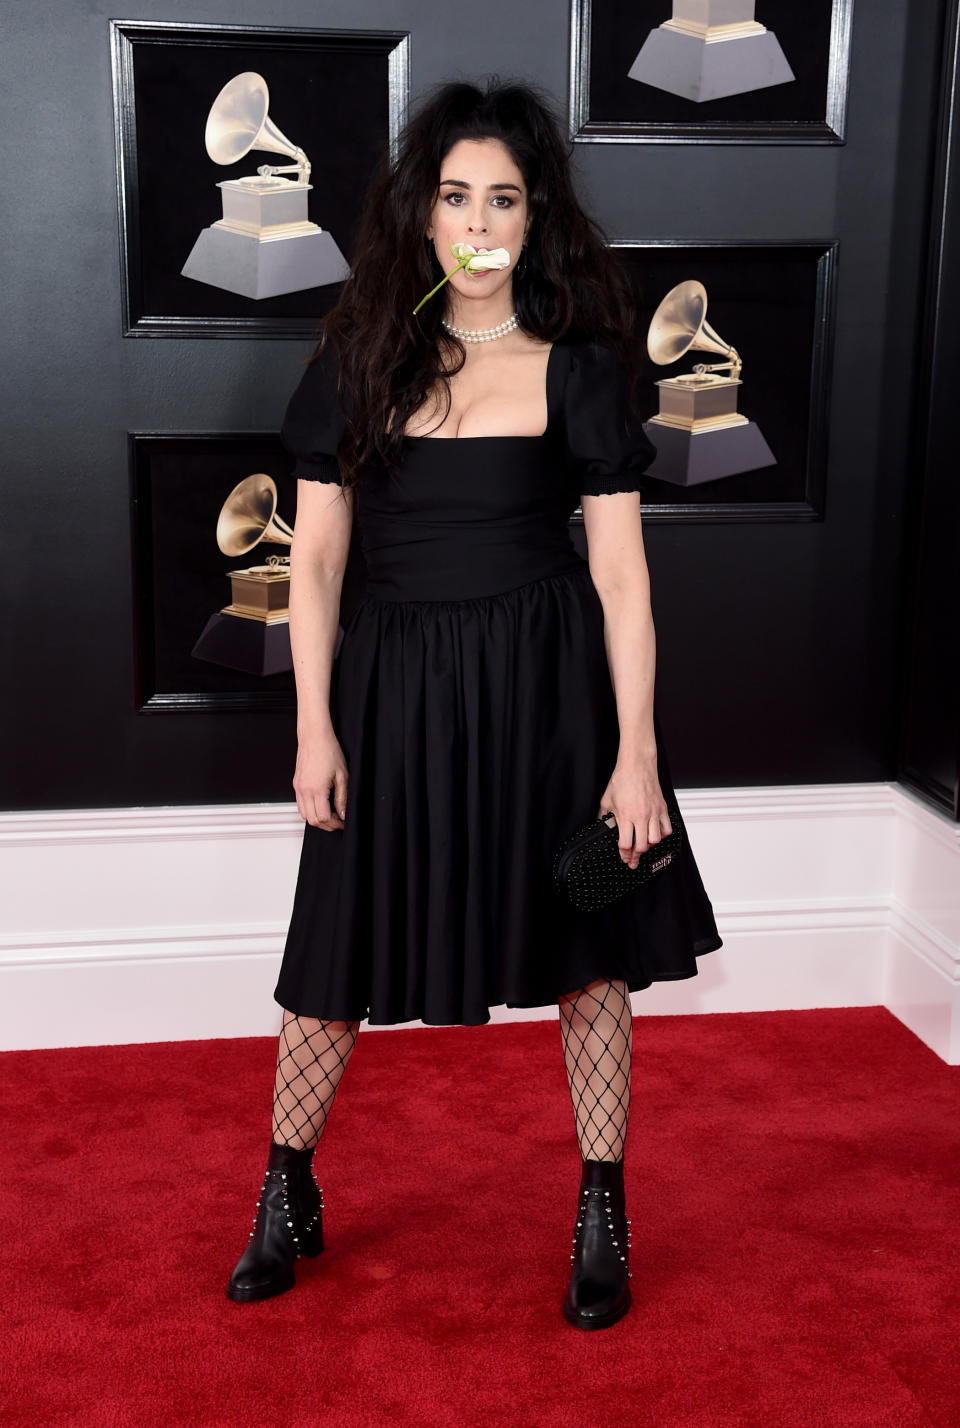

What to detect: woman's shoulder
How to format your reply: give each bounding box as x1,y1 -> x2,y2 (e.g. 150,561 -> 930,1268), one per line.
281,336 -> 351,473
555,326 -> 656,486
290,336 -> 346,400
284,338 -> 353,425
554,330 -> 628,370
553,332 -> 637,408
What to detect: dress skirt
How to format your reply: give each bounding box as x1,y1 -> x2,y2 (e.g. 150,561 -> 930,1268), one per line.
275,560 -> 723,1026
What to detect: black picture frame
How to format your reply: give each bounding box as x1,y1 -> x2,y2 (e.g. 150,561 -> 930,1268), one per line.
130,431 -> 369,714
110,20 -> 410,338
568,240 -> 838,524
130,432 -> 300,713
569,0 -> 854,144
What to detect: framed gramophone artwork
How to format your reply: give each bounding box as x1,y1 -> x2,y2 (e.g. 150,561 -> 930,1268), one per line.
110,21 -> 410,337
130,432 -> 365,713
130,433 -> 296,711
569,240 -> 837,523
569,0 -> 854,143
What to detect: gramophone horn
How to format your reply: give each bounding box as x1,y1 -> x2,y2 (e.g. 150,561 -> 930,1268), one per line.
204,71 -> 302,168
647,279 -> 740,369
216,473 -> 294,558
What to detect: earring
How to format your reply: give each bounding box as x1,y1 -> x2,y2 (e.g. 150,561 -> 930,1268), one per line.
516,246 -> 528,279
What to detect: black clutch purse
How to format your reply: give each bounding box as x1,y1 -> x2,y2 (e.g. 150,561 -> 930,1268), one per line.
552,798 -> 684,912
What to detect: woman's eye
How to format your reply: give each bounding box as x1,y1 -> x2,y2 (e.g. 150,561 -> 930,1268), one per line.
442,191 -> 515,208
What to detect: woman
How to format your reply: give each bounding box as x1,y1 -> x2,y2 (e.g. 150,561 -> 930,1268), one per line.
227,79 -> 722,1330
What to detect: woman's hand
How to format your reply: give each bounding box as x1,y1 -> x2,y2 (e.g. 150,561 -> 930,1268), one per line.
293,728 -> 349,830
597,755 -> 671,868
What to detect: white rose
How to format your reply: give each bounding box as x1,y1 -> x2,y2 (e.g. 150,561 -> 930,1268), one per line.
451,242 -> 511,273
413,242 -> 513,315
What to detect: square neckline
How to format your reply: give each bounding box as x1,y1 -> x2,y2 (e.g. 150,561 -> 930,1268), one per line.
403,341 -> 559,443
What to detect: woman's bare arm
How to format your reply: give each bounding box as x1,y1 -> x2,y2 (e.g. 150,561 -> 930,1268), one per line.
288,479 -> 354,828
580,490 -> 670,865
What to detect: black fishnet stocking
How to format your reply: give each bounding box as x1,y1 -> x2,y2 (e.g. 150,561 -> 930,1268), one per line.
558,977 -> 633,1162
271,1009 -> 361,1151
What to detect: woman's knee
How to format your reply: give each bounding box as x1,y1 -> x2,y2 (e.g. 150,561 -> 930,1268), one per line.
558,976 -> 620,1005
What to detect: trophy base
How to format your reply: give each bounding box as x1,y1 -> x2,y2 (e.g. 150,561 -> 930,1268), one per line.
181,225 -> 351,299
191,610 -> 292,676
641,419 -> 777,485
628,28 -> 795,102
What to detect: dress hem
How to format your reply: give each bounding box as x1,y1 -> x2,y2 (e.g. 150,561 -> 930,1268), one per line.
272,934 -> 723,1027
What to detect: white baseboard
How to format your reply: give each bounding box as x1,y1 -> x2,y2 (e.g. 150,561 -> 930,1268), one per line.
1,784 -> 957,1061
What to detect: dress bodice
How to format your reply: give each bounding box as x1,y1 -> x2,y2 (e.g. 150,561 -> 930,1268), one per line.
280,335 -> 657,602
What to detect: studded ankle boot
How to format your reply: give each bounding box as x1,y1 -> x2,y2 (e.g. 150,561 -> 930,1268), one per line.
562,1156 -> 632,1330
226,1140 -> 324,1303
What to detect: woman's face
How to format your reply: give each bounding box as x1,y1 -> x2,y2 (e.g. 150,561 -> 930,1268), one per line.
425,137 -> 530,306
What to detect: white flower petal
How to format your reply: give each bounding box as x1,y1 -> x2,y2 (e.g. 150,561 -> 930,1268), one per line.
464,246 -> 511,272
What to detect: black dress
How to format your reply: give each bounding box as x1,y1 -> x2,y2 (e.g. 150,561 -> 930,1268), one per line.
274,336 -> 722,1026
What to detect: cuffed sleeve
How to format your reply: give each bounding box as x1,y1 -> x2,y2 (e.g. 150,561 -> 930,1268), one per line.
280,341 -> 349,484
563,340 -> 656,498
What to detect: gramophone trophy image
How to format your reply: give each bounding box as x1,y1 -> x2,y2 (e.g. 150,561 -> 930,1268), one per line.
191,474 -> 295,676
180,71 -> 351,300
628,2 -> 794,102
641,279 -> 776,486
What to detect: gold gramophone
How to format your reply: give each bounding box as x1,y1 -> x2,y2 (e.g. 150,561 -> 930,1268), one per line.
191,474 -> 295,675
647,279 -> 745,429
180,71 -> 351,299
217,473 -> 293,622
641,279 -> 776,485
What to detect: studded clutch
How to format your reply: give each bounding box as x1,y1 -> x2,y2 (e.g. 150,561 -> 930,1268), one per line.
552,798 -> 684,912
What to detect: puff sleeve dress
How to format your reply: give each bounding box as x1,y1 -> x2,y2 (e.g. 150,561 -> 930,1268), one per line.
274,336 -> 722,1025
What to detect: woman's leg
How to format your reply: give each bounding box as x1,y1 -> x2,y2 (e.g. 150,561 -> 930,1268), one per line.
558,977 -> 632,1162
271,1009 -> 362,1149
558,976 -> 634,1329
227,1010 -> 361,1302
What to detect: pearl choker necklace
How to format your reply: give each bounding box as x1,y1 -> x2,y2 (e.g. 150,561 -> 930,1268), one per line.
442,314 -> 519,344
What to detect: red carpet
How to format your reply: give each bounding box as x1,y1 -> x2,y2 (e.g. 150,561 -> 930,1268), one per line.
2,1007 -> 958,1427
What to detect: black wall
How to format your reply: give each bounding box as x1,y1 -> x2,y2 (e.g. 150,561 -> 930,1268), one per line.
896,0 -> 960,820
1,0 -> 954,814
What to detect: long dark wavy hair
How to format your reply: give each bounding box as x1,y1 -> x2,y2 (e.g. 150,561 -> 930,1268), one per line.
315,77 -> 641,487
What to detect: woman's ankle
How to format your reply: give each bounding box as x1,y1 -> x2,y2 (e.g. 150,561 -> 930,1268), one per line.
267,1139 -> 317,1170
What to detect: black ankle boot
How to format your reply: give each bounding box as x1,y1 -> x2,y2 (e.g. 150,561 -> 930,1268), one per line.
562,1157 -> 632,1329
226,1140 -> 324,1303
